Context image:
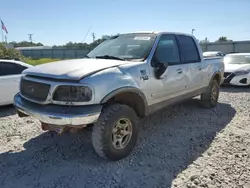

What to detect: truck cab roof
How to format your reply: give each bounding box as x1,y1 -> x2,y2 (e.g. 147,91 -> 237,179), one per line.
122,31 -> 195,38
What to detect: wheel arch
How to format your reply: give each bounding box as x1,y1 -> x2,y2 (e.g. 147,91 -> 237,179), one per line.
210,71 -> 222,85
100,87 -> 148,117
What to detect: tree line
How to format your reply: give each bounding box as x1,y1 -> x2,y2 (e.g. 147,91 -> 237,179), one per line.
8,38 -> 105,50
8,34 -> 119,50
199,36 -> 232,44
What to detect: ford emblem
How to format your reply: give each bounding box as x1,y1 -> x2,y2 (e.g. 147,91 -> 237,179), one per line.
28,85 -> 35,93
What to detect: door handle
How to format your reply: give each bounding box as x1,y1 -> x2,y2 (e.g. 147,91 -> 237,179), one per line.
177,68 -> 183,74
198,66 -> 202,71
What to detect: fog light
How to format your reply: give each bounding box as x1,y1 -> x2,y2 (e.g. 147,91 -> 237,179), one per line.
239,78 -> 247,84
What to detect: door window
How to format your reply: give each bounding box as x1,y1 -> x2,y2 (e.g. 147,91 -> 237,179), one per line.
151,34 -> 181,66
177,35 -> 201,63
0,62 -> 28,76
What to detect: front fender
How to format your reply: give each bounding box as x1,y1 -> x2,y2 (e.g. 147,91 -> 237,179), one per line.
79,66 -> 142,104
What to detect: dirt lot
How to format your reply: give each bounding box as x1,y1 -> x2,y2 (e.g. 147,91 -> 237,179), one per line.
0,87 -> 250,188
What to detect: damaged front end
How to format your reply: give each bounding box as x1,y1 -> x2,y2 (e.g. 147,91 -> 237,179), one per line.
14,93 -> 102,134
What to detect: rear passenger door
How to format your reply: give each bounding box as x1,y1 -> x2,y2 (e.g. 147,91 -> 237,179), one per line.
0,62 -> 27,105
176,35 -> 205,91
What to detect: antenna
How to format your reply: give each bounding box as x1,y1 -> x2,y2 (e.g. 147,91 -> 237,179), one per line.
80,25 -> 92,43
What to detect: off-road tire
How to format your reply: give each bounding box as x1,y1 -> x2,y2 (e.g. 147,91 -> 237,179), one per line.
200,79 -> 220,108
91,104 -> 139,161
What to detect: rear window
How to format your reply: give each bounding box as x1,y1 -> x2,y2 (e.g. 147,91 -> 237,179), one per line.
177,35 -> 200,63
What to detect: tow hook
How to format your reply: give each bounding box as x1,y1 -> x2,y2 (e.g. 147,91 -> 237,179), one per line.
41,122 -> 50,131
41,122 -> 88,135
17,111 -> 29,118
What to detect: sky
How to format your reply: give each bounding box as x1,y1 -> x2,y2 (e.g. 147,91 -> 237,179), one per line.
1,0 -> 250,46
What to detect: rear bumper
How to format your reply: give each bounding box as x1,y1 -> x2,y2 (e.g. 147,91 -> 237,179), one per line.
13,93 -> 102,126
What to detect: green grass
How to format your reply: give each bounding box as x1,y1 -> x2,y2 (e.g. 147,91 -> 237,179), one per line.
25,58 -> 61,66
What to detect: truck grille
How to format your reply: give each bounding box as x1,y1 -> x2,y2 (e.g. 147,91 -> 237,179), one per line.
20,78 -> 50,102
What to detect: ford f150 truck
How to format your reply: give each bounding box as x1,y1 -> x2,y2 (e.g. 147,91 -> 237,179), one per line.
14,31 -> 224,161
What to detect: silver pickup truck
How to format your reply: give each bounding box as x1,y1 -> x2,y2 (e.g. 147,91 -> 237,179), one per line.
14,31 -> 224,161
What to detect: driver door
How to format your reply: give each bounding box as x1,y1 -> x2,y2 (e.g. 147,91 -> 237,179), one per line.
148,34 -> 190,106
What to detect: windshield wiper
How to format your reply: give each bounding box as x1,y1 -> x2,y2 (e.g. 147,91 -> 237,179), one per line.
95,55 -> 125,61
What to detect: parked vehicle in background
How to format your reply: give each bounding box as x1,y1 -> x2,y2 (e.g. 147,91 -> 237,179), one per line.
0,59 -> 32,106
14,31 -> 224,161
223,53 -> 250,86
203,51 -> 225,58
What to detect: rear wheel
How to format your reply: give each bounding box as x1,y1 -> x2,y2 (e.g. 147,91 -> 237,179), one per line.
200,79 -> 220,108
91,104 -> 140,161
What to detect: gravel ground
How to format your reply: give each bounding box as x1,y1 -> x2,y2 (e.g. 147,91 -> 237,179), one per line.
0,86 -> 250,188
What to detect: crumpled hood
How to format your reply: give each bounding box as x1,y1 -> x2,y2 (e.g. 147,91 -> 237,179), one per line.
23,58 -> 128,80
224,63 -> 250,73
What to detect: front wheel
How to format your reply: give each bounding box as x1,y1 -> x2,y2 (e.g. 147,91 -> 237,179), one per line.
200,79 -> 220,108
91,104 -> 139,161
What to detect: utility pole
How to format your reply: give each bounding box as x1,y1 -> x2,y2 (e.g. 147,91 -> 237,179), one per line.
191,29 -> 195,35
28,33 -> 33,43
92,33 -> 95,42
205,37 -> 208,51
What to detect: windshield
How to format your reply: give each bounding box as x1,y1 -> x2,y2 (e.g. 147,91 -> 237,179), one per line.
87,33 -> 157,60
224,54 -> 250,64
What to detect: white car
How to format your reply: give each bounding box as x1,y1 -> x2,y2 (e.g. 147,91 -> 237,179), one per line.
203,51 -> 225,58
0,59 -> 32,106
223,53 -> 250,86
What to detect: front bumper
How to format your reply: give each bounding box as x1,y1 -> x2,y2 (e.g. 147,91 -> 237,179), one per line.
13,93 -> 102,126
223,73 -> 250,86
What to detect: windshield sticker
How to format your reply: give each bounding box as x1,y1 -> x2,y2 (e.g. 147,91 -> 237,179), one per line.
134,36 -> 151,40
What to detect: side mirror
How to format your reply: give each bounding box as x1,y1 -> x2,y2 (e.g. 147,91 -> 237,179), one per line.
151,52 -> 169,79
154,61 -> 168,79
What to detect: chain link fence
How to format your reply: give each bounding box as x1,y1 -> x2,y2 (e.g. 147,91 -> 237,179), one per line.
18,41 -> 250,59
20,49 -> 90,59
200,40 -> 250,54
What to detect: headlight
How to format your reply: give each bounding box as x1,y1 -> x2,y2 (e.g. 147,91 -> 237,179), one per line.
234,69 -> 250,76
53,85 -> 92,102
